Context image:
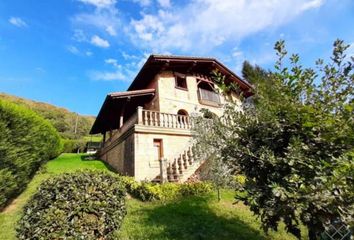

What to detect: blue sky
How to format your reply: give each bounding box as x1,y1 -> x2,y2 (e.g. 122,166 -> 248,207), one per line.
0,0 -> 353,115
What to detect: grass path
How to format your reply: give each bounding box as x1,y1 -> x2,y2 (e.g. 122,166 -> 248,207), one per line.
0,153 -> 306,240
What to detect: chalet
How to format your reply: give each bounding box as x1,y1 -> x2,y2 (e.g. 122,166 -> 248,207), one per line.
90,55 -> 252,182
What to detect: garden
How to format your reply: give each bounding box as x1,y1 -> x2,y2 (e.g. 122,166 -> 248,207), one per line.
0,154 -> 301,240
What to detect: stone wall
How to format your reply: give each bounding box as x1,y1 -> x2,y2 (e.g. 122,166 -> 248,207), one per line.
100,130 -> 135,176
134,126 -> 193,181
157,71 -> 241,117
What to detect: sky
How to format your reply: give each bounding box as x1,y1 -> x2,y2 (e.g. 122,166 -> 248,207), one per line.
0,0 -> 353,116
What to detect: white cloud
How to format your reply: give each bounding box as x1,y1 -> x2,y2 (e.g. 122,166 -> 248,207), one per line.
121,52 -> 139,60
67,45 -> 93,57
132,0 -> 151,7
300,0 -> 324,11
78,0 -> 116,8
35,67 -> 45,73
8,17 -> 27,27
90,35 -> 110,48
72,5 -> 120,38
232,49 -> 243,58
128,0 -> 325,53
105,58 -> 119,67
105,25 -> 117,36
157,0 -> 171,8
72,29 -> 88,42
90,53 -> 149,81
90,70 -> 126,81
67,45 -> 80,54
131,14 -> 166,41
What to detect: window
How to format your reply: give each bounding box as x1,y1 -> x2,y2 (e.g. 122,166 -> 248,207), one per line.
175,75 -> 187,90
177,109 -> 189,125
197,81 -> 221,106
177,109 -> 188,116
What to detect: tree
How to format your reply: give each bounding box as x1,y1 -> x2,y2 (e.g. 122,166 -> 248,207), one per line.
193,40 -> 354,239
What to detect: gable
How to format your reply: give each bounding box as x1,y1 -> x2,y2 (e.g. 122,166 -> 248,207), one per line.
128,55 -> 253,97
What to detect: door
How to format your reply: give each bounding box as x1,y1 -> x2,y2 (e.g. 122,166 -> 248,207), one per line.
153,139 -> 163,162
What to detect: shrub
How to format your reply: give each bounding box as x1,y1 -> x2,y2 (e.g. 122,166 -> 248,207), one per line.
62,138 -> 87,153
17,171 -> 127,240
179,182 -> 213,196
0,99 -> 62,208
122,177 -> 212,201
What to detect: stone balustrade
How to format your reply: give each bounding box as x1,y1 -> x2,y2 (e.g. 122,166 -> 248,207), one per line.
165,145 -> 199,182
137,107 -> 193,129
100,107 -> 194,155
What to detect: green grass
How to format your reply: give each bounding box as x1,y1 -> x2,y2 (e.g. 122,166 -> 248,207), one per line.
116,190 -> 305,240
0,154 -> 306,240
83,135 -> 102,142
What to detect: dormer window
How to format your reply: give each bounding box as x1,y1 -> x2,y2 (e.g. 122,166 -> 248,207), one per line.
175,73 -> 188,90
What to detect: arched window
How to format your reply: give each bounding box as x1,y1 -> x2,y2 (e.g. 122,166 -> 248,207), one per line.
177,109 -> 188,116
177,109 -> 189,126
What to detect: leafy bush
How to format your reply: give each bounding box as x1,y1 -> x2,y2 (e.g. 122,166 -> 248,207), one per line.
62,138 -> 87,153
0,99 -> 62,209
122,177 -> 212,201
17,171 -> 127,240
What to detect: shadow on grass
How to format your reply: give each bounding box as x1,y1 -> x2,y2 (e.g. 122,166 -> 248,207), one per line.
122,196 -> 266,240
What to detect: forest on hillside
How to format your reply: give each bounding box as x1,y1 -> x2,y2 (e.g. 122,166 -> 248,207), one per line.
0,93 -> 96,140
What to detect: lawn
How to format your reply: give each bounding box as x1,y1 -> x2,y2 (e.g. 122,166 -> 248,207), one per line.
0,153 -> 306,240
116,191 -> 304,240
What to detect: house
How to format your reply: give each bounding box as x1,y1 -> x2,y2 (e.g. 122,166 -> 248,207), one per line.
90,55 -> 253,182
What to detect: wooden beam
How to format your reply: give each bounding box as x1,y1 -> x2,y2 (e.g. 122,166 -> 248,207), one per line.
186,61 -> 197,73
119,99 -> 127,128
161,60 -> 170,71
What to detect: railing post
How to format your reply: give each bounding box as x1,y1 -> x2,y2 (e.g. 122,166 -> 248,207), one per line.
159,158 -> 168,183
137,106 -> 143,125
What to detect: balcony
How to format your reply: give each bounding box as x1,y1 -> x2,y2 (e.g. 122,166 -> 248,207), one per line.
197,88 -> 221,107
138,108 -> 192,129
101,107 -> 193,152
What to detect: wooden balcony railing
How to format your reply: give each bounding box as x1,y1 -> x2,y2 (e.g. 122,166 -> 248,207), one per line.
198,88 -> 221,106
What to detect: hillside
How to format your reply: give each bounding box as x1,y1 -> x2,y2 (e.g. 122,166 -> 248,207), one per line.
0,93 -> 96,139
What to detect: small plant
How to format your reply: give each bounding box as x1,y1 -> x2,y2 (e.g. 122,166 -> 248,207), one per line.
17,171 -> 127,240
122,176 -> 212,201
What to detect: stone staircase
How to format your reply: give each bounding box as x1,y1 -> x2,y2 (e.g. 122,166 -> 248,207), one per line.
153,145 -> 205,183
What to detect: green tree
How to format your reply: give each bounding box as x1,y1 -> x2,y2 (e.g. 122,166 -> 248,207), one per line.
193,40 -> 354,239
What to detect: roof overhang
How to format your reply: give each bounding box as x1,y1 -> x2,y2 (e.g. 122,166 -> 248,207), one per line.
90,89 -> 155,134
128,55 -> 254,97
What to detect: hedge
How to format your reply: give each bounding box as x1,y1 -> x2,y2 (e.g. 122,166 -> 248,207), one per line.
0,99 -> 62,209
61,138 -> 87,153
122,177 -> 213,201
17,171 -> 127,240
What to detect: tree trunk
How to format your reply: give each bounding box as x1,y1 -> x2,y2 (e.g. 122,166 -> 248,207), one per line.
217,188 -> 221,202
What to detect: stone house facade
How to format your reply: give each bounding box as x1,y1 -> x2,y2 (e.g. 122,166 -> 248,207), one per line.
90,55 -> 253,182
